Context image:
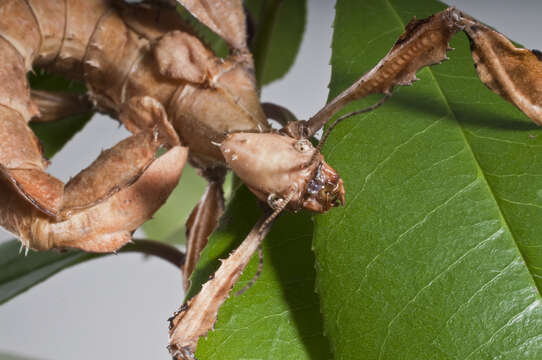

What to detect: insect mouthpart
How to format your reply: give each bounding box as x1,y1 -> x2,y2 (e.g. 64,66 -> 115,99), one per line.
303,161 -> 345,213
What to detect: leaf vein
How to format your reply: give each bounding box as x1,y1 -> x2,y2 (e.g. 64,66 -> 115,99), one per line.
327,117 -> 444,241
463,299 -> 541,360
376,225 -> 504,359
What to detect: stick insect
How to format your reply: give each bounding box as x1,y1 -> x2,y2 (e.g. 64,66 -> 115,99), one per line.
0,0 -> 540,359
167,6 -> 542,360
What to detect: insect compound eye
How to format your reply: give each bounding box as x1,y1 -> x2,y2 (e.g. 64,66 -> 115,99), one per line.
293,139 -> 313,153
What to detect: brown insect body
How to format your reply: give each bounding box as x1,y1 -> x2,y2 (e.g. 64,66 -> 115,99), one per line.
221,133 -> 344,212
0,0 -> 271,252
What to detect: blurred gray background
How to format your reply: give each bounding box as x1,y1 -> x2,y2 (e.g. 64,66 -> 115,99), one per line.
0,1 -> 540,359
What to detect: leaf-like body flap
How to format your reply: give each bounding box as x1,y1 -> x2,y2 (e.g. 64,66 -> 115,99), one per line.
176,0 -> 248,51
154,30 -> 216,83
44,146 -> 188,252
462,19 -> 542,125
0,166 -> 64,217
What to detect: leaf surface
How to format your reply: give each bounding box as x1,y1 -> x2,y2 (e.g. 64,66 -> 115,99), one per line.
142,165 -> 207,243
0,238 -> 183,305
0,240 -> 95,305
313,1 -> 542,359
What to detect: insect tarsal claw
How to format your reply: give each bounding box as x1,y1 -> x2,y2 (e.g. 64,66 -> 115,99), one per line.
267,193 -> 284,209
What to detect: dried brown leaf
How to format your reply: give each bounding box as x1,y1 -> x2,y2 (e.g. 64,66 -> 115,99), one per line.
462,18 -> 542,125
0,166 -> 64,217
0,103 -> 59,216
60,131 -> 160,217
0,145 -> 187,252
49,145 -> 188,252
120,96 -> 181,146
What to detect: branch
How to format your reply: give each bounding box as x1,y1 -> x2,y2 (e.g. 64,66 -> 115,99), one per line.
120,239 -> 185,269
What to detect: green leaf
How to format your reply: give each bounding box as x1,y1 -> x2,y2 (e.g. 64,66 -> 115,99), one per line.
0,351 -> 44,360
0,240 -> 95,305
143,168 -> 233,244
193,186 -> 331,359
246,0 -> 307,86
313,1 -> 542,359
28,72 -> 93,158
0,239 -> 182,305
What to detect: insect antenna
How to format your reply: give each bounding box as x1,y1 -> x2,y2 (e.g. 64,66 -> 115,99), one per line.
315,94 -> 391,154
306,94 -> 391,167
235,189 -> 296,296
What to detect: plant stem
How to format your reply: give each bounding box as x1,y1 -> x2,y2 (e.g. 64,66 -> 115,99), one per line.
251,0 -> 282,88
120,239 -> 185,269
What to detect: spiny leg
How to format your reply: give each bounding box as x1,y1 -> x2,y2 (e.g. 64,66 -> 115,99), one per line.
169,207 -> 276,359
183,169 -> 226,291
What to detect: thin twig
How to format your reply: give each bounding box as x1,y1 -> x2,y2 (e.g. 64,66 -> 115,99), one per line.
262,102 -> 298,127
120,239 -> 186,269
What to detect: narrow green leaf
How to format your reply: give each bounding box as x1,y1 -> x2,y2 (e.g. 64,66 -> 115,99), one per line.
143,168 -> 233,244
193,186 -> 331,359
246,0 -> 307,86
314,1 -> 542,359
0,240 -> 94,305
0,351 -> 44,360
0,239 -> 183,305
